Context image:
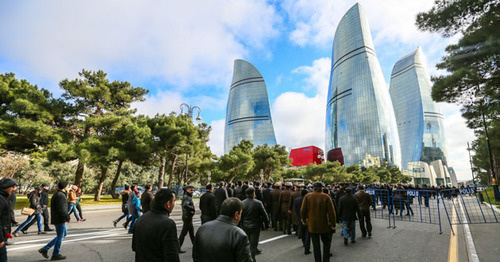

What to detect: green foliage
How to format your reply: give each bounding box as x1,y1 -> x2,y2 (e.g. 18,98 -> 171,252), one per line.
417,0 -> 499,184
0,73 -> 62,154
218,140 -> 254,182
252,144 -> 290,181
472,119 -> 500,185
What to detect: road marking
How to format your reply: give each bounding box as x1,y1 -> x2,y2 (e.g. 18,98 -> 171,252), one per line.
10,228 -> 124,245
258,233 -> 295,244
458,200 -> 479,262
8,232 -> 129,251
447,198 -> 459,262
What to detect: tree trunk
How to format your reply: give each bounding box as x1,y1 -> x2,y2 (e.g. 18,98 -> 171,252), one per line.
158,156 -> 166,189
110,160 -> 123,199
74,160 -> 85,187
94,166 -> 108,201
167,155 -> 178,188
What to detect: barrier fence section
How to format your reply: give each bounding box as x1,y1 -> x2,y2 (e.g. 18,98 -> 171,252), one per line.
439,187 -> 498,235
367,187 -> 499,234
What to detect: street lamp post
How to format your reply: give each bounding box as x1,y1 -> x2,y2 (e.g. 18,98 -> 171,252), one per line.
466,142 -> 475,184
179,103 -> 202,185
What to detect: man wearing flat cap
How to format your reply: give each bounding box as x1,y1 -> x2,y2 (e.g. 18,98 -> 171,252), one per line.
300,182 -> 336,262
0,177 -> 18,261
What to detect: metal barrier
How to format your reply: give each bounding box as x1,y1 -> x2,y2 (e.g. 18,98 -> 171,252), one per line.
366,186 -> 499,234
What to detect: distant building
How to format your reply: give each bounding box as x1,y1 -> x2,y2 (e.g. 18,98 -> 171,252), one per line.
224,59 -> 277,154
289,146 -> 324,167
325,3 -> 401,168
362,153 -> 381,168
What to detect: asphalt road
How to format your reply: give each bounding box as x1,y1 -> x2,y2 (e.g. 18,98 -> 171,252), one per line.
6,200 -> 497,262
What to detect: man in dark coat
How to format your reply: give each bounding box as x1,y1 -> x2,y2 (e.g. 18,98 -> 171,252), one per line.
294,189 -> 310,253
262,183 -> 272,223
289,184 -> 302,236
132,188 -> 179,262
141,183 -> 154,213
254,182 -> 263,202
279,182 -> 293,234
301,182 -> 336,262
192,197 -> 252,262
338,187 -> 360,246
233,181 -> 243,201
8,191 -> 17,227
241,187 -> 269,261
214,182 -> 228,214
23,183 -> 53,232
354,185 -> 372,238
38,181 -> 70,260
270,182 -> 282,231
179,185 -> 195,253
199,184 -> 217,224
0,178 -> 17,260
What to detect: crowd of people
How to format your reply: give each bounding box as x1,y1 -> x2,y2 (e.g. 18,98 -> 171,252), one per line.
0,176 -> 466,262
124,180 -> 378,262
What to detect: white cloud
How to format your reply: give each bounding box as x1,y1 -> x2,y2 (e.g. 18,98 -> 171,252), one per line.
133,91 -> 184,117
439,103 -> 476,181
0,0 -> 280,91
272,57 -> 331,151
207,119 -> 225,156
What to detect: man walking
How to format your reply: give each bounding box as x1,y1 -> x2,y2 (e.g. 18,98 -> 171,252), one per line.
128,189 -> 142,234
294,189 -> 310,253
141,183 -> 154,214
354,185 -> 372,238
113,185 -> 131,227
0,178 -> 18,260
241,187 -> 269,261
199,184 -> 217,224
214,182 -> 228,214
301,182 -> 336,262
279,182 -> 293,235
338,188 -> 360,246
132,188 -> 179,262
38,181 -> 71,260
23,183 -> 53,233
178,185 -> 195,253
67,185 -> 81,222
270,182 -> 281,231
192,197 -> 252,262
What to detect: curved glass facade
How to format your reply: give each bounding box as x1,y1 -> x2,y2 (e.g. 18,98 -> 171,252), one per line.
224,59 -> 277,154
325,3 -> 402,167
389,47 -> 448,170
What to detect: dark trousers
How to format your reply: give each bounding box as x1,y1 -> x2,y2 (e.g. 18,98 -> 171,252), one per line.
359,210 -> 372,236
25,208 -> 50,231
310,232 -> 332,262
179,216 -> 194,247
76,203 -> 83,219
0,245 -> 6,262
301,225 -> 311,252
243,227 -> 260,262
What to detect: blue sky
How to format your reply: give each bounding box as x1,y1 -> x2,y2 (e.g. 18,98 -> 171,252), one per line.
0,0 -> 475,180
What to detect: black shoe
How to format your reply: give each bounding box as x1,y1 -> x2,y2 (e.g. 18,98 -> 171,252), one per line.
179,250 -> 186,254
21,230 -> 28,234
38,249 -> 49,259
351,240 -> 356,244
304,250 -> 311,255
51,254 -> 66,260
362,234 -> 366,238
255,249 -> 262,254
368,232 -> 372,238
113,220 -> 117,227
122,223 -> 128,229
12,222 -> 19,227
45,228 -> 54,232
344,238 -> 348,246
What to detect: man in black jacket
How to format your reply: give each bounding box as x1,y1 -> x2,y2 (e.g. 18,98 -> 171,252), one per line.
199,184 -> 217,224
214,182 -> 228,214
141,183 -> 154,214
132,188 -> 179,262
241,187 -> 269,262
0,178 -> 18,260
24,183 -> 53,232
38,181 -> 70,260
338,188 -> 360,246
193,197 -> 252,262
178,185 -> 195,253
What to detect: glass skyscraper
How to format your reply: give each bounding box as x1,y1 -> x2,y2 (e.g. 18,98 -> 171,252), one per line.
325,3 -> 402,167
389,47 -> 448,170
224,59 -> 277,154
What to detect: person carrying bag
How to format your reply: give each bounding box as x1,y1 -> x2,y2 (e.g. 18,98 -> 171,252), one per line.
13,187 -> 46,236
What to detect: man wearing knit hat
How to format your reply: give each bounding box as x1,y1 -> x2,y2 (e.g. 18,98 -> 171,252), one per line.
0,177 -> 18,260
38,181 -> 70,260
